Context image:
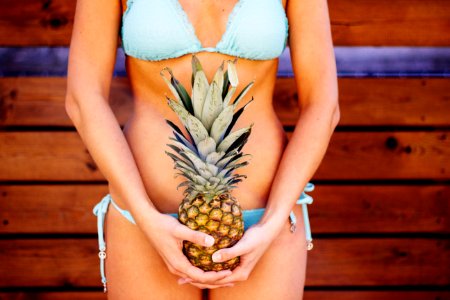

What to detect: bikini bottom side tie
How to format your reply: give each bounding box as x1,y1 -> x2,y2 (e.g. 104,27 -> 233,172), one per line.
92,182 -> 315,292
289,182 -> 315,251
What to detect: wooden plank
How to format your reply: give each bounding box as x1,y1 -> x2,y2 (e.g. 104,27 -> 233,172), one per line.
311,131 -> 450,180
328,0 -> 450,46
0,77 -> 133,127
1,0 -> 450,46
0,292 -> 106,300
274,78 -> 450,127
1,77 -> 450,127
0,238 -> 448,287
312,184 -> 450,234
1,184 -> 448,234
0,132 -> 103,181
0,131 -> 448,181
0,0 -> 76,46
1,291 -> 449,300
0,185 -> 108,234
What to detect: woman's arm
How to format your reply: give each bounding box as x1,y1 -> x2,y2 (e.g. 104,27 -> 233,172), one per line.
66,0 -> 154,231
203,0 -> 340,285
259,0 -> 340,232
65,0 -> 232,285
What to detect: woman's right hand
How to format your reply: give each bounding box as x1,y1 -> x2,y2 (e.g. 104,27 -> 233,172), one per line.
139,210 -> 234,288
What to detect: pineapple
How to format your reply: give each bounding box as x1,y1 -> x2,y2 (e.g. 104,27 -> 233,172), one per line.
160,54 -> 255,271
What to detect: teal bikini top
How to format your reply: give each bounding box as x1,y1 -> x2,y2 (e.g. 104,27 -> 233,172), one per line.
120,0 -> 289,61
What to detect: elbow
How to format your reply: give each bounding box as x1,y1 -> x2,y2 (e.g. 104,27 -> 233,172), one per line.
64,91 -> 81,126
331,99 -> 340,130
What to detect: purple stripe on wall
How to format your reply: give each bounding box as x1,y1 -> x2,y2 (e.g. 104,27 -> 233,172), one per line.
0,47 -> 449,77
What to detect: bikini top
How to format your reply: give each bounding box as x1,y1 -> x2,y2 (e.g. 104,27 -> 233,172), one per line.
120,0 -> 289,61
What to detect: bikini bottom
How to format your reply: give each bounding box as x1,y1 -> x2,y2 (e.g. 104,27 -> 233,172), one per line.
92,182 -> 315,292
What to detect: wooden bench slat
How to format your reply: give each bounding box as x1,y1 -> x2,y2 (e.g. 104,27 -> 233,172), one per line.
0,131 -> 448,181
1,0 -> 450,46
0,238 -> 448,287
1,184 -> 448,234
1,77 -> 449,126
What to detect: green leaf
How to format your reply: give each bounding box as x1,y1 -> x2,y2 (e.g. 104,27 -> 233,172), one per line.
201,81 -> 223,131
224,97 -> 254,137
209,105 -> 234,143
211,60 -> 225,99
171,75 -> 194,115
227,58 -> 239,87
192,70 -> 209,119
160,67 -> 181,103
197,137 -> 217,160
205,151 -> 226,165
182,150 -> 208,173
222,86 -> 237,107
166,96 -> 190,127
222,69 -> 230,100
186,115 -> 209,146
217,124 -> 253,153
232,80 -> 254,108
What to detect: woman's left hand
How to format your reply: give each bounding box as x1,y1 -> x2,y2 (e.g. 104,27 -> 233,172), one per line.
178,222 -> 279,289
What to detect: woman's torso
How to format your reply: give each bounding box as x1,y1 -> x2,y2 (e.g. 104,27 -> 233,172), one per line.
110,0 -> 289,214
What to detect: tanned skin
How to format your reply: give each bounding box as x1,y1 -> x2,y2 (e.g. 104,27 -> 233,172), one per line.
66,0 -> 339,298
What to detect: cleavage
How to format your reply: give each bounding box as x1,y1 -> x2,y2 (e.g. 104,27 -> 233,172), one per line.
176,0 -> 240,47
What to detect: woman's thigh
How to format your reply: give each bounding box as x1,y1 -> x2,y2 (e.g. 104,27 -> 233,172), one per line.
209,205 -> 309,300
104,194 -> 202,300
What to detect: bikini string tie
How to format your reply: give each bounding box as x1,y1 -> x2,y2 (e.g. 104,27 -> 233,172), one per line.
289,182 -> 315,250
92,194 -> 112,293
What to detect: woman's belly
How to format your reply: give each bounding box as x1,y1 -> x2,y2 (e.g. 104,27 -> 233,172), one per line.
109,53 -> 287,214
110,97 -> 288,214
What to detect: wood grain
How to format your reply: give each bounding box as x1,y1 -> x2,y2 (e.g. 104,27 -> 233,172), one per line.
328,0 -> 450,46
1,77 -> 449,127
0,238 -> 448,287
1,0 -> 450,46
1,184 -> 448,234
0,0 -> 76,46
1,131 -> 448,181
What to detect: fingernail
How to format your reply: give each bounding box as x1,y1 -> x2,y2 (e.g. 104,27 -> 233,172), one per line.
205,236 -> 215,247
225,283 -> 234,287
212,252 -> 221,262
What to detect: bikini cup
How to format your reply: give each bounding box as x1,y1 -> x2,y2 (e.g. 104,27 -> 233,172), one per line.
120,0 -> 289,61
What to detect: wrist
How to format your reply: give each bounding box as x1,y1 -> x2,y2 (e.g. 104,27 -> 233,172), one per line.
130,198 -> 163,229
258,210 -> 287,238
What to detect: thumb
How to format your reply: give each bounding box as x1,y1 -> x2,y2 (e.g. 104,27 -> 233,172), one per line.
212,241 -> 249,263
174,224 -> 215,247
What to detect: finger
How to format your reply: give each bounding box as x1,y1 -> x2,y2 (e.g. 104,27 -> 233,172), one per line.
174,224 -> 215,247
177,277 -> 194,285
182,264 -> 232,283
211,240 -> 251,263
211,265 -> 250,285
176,257 -> 232,283
160,256 -> 191,280
188,282 -> 235,289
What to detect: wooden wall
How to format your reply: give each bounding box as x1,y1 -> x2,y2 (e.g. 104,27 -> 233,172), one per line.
0,0 -> 449,299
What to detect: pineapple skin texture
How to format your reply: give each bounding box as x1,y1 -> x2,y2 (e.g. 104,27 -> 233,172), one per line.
179,193 -> 244,271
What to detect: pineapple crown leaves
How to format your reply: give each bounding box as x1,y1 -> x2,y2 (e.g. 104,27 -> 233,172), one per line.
160,54 -> 254,200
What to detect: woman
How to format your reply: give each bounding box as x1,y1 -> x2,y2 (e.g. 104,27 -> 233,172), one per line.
65,0 -> 339,298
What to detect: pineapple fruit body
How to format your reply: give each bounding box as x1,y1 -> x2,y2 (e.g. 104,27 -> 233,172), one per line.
179,193 -> 244,271
161,54 -> 254,271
